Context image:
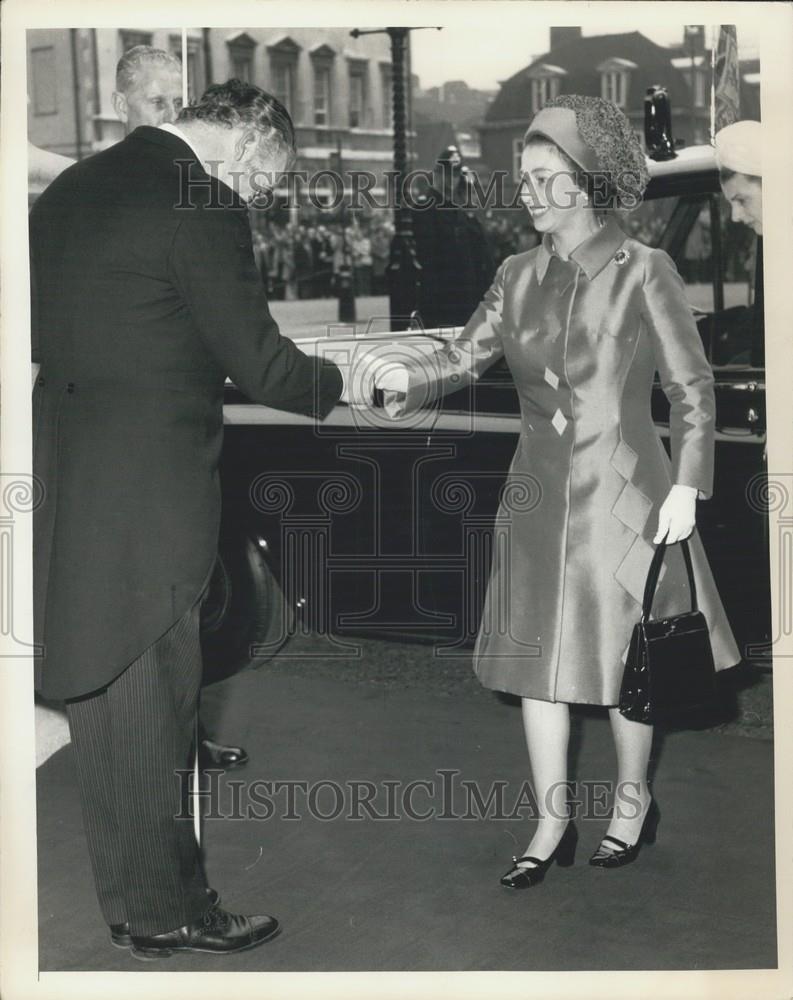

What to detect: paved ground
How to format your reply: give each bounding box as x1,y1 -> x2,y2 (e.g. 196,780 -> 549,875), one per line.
36,634 -> 776,973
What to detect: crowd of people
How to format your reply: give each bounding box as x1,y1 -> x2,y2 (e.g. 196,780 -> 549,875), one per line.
250,209 -> 544,301
250,215 -> 394,300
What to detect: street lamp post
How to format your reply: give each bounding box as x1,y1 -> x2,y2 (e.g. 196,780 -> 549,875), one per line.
331,134 -> 356,322
350,26 -> 440,329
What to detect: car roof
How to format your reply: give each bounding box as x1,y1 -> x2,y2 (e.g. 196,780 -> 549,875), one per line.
646,144 -> 717,178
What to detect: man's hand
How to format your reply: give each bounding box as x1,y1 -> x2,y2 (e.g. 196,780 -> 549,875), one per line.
654,484 -> 698,544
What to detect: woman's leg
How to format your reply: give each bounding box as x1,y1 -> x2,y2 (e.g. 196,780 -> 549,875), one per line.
517,696 -> 571,865
604,709 -> 654,846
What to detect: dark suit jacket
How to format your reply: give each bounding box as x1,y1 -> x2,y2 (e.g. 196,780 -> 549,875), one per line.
30,126 -> 342,699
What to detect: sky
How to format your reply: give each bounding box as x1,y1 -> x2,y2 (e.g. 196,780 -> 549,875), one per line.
410,24 -> 760,92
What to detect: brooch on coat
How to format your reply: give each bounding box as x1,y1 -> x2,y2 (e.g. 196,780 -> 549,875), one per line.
613,249 -> 630,266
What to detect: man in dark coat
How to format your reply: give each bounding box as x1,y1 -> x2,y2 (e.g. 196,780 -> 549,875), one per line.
31,45 -> 250,770
30,80 -> 344,959
409,145 -> 496,329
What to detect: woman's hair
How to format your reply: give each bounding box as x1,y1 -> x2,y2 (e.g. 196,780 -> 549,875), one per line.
178,79 -> 296,161
522,133 -> 615,211
719,166 -> 762,185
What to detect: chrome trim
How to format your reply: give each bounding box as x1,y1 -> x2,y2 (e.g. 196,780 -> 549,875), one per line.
223,404 -> 766,443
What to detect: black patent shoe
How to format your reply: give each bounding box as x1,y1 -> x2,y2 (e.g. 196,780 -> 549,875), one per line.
110,887 -> 220,948
500,821 -> 578,889
588,798 -> 661,868
129,904 -> 279,960
199,737 -> 249,769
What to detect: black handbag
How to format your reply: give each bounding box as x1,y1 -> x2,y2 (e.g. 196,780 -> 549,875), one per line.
618,536 -> 716,724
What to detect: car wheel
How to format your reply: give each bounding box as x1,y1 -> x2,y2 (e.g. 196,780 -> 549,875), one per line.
200,530 -> 294,685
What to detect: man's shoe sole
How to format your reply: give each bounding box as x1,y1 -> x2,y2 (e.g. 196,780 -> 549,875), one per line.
130,922 -> 280,960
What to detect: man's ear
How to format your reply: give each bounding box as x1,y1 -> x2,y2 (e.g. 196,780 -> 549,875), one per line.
233,128 -> 260,163
111,91 -> 128,124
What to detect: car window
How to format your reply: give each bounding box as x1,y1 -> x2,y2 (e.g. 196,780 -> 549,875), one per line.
622,192 -> 761,370
718,197 -> 757,311
617,198 -> 677,253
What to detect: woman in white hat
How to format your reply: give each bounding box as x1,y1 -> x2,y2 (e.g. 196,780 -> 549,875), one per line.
381,95 -> 740,887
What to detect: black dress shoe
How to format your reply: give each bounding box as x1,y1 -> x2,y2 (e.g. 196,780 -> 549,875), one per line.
588,798 -> 661,868
500,821 -> 578,889
110,887 -> 220,948
129,904 -> 279,960
198,737 -> 249,769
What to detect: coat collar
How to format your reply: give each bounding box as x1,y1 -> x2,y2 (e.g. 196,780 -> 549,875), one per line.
536,216 -> 627,285
126,125 -> 247,209
128,124 -> 199,159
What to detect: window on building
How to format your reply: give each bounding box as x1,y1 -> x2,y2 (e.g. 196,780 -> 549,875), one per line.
348,62 -> 368,128
225,32 -> 257,85
381,65 -> 393,129
530,75 -> 560,113
231,51 -> 252,83
120,30 -> 153,52
601,70 -> 629,108
693,70 -> 707,108
313,63 -> 331,126
31,46 -> 57,115
267,37 -> 301,118
168,35 -> 204,102
272,59 -> 296,113
513,136 -> 524,184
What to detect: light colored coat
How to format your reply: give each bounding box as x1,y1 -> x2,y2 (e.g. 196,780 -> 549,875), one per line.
387,217 -> 740,704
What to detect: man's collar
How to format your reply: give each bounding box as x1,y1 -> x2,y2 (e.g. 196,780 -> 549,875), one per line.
157,121 -> 201,160
535,216 -> 627,284
130,124 -> 246,209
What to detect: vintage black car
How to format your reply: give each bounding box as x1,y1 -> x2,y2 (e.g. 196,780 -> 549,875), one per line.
202,141 -> 769,681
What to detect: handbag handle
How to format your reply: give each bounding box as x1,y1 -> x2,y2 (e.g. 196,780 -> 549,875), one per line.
641,534 -> 698,622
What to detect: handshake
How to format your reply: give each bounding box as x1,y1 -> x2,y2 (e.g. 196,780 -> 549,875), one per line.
302,340 -> 413,413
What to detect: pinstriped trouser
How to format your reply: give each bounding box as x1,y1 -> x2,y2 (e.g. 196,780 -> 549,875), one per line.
65,589 -> 212,937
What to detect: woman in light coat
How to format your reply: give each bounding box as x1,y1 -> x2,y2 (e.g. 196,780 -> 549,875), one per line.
382,95 -> 740,885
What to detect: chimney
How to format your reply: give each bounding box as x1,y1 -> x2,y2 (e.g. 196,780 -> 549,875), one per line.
683,25 -> 705,55
549,27 -> 582,50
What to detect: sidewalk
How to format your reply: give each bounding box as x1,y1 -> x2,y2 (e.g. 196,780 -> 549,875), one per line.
36,637 -> 776,972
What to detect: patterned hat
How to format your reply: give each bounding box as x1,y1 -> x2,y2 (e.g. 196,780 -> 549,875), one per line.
524,94 -> 650,209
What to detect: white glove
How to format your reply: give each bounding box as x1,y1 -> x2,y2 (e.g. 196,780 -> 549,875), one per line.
654,484 -> 698,544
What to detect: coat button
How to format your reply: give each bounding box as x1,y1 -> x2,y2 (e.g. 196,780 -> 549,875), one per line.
37,376 -> 45,386
66,382 -> 75,393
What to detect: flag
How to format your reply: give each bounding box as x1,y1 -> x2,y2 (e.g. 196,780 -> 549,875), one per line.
713,25 -> 741,133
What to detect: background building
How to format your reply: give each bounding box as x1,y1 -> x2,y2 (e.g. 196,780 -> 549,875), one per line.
27,28 -> 206,158
27,26 -> 395,198
412,78 -> 496,171
478,26 -> 762,200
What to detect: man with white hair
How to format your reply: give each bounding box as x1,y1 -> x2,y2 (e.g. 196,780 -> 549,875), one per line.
111,44 -> 184,130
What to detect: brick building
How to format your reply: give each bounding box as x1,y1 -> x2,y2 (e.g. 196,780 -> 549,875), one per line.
478,26 -> 761,200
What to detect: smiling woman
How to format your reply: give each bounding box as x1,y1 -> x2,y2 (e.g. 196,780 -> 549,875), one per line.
380,93 -> 741,888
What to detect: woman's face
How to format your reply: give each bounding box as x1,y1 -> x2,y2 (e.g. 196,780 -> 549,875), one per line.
519,142 -> 588,234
